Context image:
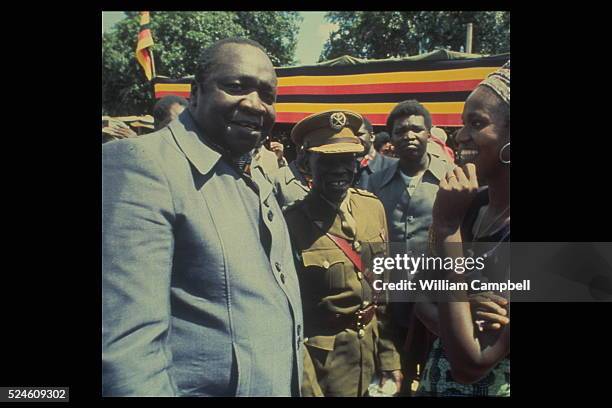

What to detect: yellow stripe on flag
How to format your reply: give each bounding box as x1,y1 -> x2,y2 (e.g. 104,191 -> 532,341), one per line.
154,83 -> 192,92
274,102 -> 464,115
141,11 -> 150,25
277,67 -> 496,87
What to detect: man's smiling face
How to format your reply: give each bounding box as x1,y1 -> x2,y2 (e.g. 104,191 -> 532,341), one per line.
309,153 -> 356,203
190,43 -> 277,156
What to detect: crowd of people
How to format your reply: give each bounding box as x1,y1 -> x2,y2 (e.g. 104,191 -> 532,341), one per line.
102,37 -> 510,397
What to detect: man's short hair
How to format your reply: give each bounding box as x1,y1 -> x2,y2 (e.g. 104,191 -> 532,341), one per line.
195,37 -> 268,85
153,95 -> 189,127
373,131 -> 391,152
386,100 -> 432,133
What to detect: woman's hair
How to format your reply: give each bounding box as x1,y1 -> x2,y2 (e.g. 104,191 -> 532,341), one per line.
479,87 -> 510,130
478,61 -> 510,129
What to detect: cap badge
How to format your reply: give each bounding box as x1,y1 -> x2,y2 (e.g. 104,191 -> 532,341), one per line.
329,112 -> 347,130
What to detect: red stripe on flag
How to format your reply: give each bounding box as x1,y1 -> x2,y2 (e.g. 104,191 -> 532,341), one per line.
155,91 -> 192,99
138,50 -> 151,64
138,29 -> 152,41
275,112 -> 463,127
277,80 -> 481,96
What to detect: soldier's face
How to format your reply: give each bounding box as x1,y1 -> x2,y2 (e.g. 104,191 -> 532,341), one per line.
391,115 -> 429,162
190,43 -> 277,156
309,153 -> 356,203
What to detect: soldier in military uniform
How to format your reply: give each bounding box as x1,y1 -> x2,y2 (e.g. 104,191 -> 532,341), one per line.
283,110 -> 402,397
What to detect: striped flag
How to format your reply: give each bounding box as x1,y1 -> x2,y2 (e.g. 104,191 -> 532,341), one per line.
135,11 -> 155,81
273,55 -> 507,127
153,76 -> 192,99
151,53 -> 508,127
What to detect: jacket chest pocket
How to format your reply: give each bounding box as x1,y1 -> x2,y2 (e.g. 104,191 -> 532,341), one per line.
301,248 -> 348,290
362,229 -> 388,263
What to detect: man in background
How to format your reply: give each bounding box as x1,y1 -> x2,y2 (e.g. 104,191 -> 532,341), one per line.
354,117 -> 397,189
427,126 -> 455,163
366,100 -> 454,395
152,95 -> 189,130
373,131 -> 395,157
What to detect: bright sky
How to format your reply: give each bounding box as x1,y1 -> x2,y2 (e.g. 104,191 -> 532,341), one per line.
101,11 -> 336,66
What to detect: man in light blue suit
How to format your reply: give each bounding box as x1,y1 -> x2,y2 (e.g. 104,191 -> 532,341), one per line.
102,38 -> 304,396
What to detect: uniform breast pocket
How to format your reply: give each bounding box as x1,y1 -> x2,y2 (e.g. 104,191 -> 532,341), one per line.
363,230 -> 387,260
302,248 -> 348,291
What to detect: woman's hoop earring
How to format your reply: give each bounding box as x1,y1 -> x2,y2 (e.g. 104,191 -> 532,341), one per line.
499,142 -> 511,164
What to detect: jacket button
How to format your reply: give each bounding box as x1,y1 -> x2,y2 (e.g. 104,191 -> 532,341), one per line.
407,215 -> 415,223
268,210 -> 274,221
357,272 -> 363,280
275,262 -> 282,272
322,261 -> 330,269
358,329 -> 365,338
280,273 -> 286,284
297,324 -> 302,334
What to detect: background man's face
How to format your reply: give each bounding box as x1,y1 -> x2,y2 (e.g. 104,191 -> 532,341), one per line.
357,124 -> 374,156
309,153 -> 355,203
391,114 -> 429,162
157,103 -> 186,129
168,103 -> 186,122
191,43 -> 277,156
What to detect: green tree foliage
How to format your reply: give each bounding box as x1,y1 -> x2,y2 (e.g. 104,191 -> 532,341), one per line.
102,11 -> 302,116
321,11 -> 509,61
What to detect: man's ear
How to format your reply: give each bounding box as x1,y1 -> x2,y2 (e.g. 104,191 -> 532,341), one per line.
190,81 -> 199,107
303,151 -> 314,175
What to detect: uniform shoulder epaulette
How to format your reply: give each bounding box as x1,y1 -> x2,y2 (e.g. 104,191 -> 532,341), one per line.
350,187 -> 378,199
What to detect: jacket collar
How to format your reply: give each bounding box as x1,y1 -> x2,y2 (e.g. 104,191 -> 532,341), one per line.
168,110 -> 222,176
285,161 -> 310,189
379,153 -> 447,189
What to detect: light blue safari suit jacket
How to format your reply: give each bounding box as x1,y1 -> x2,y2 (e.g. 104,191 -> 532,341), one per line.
102,110 -> 304,396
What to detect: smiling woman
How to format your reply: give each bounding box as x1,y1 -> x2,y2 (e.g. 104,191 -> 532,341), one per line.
417,61 -> 511,396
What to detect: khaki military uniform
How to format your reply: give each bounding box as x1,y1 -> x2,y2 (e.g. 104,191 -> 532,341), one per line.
284,188 -> 401,396
251,145 -> 281,182
270,161 -> 311,211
